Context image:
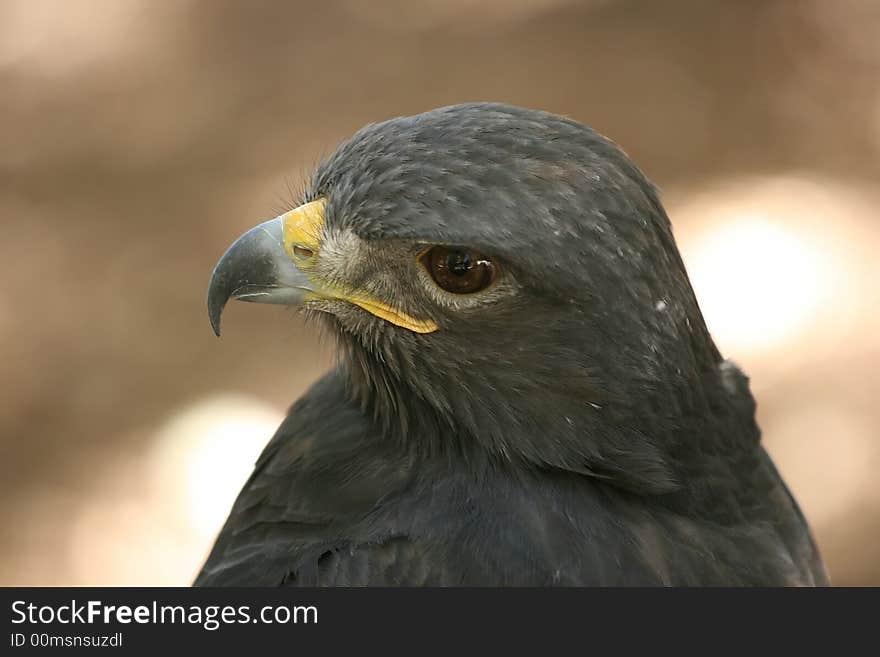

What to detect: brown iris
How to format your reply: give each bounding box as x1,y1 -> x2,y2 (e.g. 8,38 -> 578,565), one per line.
421,246 -> 497,294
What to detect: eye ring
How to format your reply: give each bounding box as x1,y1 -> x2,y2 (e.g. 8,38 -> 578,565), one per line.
419,246 -> 498,295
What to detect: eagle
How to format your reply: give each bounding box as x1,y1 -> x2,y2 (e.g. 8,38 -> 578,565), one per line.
199,103 -> 827,586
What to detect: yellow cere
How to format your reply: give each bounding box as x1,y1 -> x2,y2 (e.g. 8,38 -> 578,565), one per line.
282,199 -> 326,260
281,198 -> 438,334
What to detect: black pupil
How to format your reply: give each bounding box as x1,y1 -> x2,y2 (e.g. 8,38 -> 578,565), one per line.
423,246 -> 495,294
447,251 -> 473,276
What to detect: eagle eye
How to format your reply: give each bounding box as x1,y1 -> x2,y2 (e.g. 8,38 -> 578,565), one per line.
421,246 -> 497,295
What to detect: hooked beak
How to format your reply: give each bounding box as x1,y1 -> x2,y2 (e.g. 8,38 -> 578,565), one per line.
206,215 -> 313,336
208,198 -> 438,336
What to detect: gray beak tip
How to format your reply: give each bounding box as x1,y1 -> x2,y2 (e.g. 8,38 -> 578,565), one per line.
207,264 -> 231,337
207,298 -> 224,337
206,216 -> 311,338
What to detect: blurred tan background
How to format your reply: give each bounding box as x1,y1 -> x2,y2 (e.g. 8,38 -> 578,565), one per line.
1,0 -> 878,586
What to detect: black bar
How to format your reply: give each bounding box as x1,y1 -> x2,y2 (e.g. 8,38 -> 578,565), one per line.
1,587 -> 875,651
